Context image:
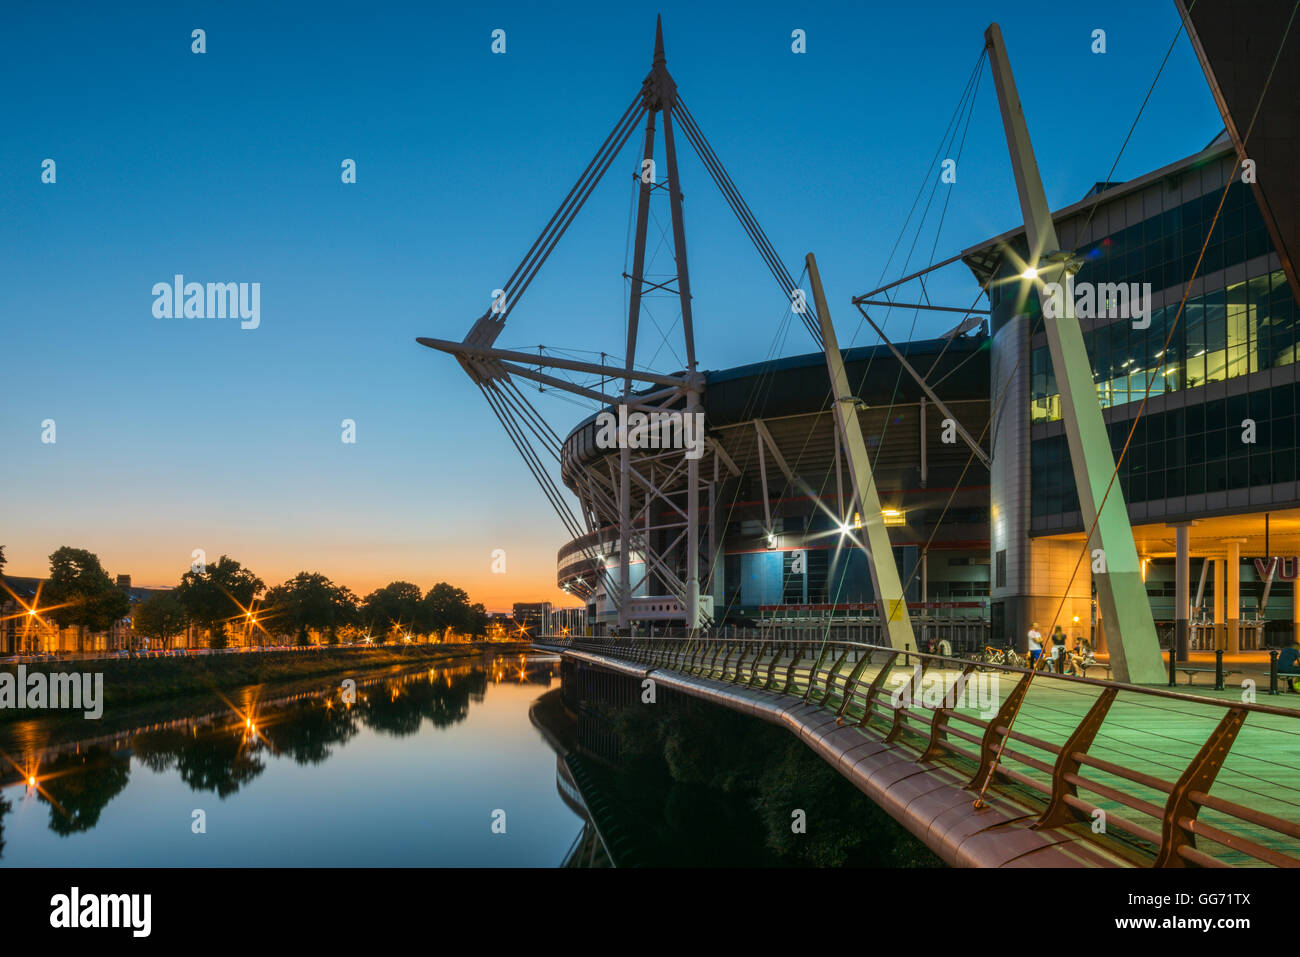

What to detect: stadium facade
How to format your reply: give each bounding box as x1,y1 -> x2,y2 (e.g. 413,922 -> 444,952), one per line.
551,9 -> 1300,653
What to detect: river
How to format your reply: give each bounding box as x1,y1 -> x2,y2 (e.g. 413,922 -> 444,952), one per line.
0,653 -> 583,867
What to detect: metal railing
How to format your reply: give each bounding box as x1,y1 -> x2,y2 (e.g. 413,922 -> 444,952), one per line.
539,634 -> 1300,868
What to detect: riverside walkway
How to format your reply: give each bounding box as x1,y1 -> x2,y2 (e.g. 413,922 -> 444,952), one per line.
538,635 -> 1300,868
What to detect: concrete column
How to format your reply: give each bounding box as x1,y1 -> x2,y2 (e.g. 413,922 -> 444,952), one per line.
1170,523 -> 1192,662
989,310 -> 1033,650
1213,558 -> 1225,648
1294,577 -> 1300,644
1224,539 -> 1245,654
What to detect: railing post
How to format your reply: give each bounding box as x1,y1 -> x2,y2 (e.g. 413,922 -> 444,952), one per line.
835,649 -> 874,718
1269,648 -> 1280,696
816,646 -> 852,707
763,643 -> 782,691
1154,706 -> 1248,867
884,659 -> 928,743
783,646 -> 803,694
720,641 -> 740,681
803,644 -> 833,704
727,641 -> 746,683
1167,645 -> 1176,687
968,670 -> 1033,792
856,650 -> 900,729
919,663 -> 979,761
690,638 -> 707,673
746,641 -> 770,688
1214,649 -> 1225,691
707,640 -> 726,679
1036,687 -> 1117,828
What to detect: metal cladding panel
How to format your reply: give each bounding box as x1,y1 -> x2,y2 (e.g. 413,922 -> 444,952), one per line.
1178,0 -> 1300,303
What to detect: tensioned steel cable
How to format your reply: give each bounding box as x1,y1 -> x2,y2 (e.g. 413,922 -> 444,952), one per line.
975,1 -> 1298,807
477,381 -> 583,539
496,96 -> 648,323
868,49 -> 988,300
500,106 -> 646,322
498,379 -> 564,460
796,58 -> 988,658
609,61 -> 980,626
841,52 -> 986,528
460,95 -> 652,561
715,47 -> 989,627
672,100 -> 812,334
701,299 -> 803,611
483,390 -> 579,537
671,98 -> 823,346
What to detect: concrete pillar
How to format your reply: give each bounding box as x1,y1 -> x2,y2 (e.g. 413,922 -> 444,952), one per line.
1224,539 -> 1245,655
1171,523 -> 1192,662
1294,577 -> 1300,644
989,308 -> 1033,651
1213,558 -> 1225,648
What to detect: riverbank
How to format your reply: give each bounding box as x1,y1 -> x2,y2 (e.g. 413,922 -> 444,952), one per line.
0,641 -> 531,724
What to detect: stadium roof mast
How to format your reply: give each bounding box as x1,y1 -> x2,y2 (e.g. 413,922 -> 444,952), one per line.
620,16 -> 704,632
420,17 -> 828,634
984,23 -> 1165,683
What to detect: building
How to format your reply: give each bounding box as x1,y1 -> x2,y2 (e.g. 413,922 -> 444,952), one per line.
512,602 -> 553,639
0,573 -> 173,654
552,24 -> 1300,651
430,8 -> 1300,656
558,336 -> 992,634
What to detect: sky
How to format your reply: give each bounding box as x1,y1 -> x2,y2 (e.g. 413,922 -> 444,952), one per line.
0,0 -> 1224,611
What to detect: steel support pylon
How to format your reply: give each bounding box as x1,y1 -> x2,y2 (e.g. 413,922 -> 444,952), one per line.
807,253 -> 915,651
985,22 -> 1164,683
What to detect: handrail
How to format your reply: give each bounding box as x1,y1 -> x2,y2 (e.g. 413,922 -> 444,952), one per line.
537,633 -> 1300,868
537,634 -> 1300,720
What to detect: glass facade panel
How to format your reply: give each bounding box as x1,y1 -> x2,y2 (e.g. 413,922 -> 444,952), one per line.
1032,381 -> 1300,514
1026,180 -> 1298,425
1031,271 -> 1295,422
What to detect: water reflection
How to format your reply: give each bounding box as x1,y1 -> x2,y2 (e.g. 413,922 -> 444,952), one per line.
0,655 -> 572,866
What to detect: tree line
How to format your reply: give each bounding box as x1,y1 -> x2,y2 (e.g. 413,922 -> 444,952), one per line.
2,545 -> 490,650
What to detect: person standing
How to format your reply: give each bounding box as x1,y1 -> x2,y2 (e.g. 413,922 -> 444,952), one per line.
1027,622 -> 1043,667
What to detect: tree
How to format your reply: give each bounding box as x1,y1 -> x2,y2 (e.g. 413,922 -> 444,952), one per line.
423,582 -> 473,641
43,547 -> 131,652
133,592 -> 188,650
0,544 -> 6,578
174,556 -> 264,649
465,602 -> 489,639
263,573 -> 357,646
360,582 -> 423,642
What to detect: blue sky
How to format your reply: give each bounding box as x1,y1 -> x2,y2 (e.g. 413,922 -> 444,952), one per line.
0,0 -> 1223,608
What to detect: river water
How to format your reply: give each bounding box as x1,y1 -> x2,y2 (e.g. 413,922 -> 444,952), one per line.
0,653 -> 583,866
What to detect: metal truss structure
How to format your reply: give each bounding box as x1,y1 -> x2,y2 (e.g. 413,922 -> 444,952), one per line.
419,19 -> 819,633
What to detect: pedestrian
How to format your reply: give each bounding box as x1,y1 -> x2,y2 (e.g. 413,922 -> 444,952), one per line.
1050,625 -> 1067,673
1027,622 -> 1043,667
